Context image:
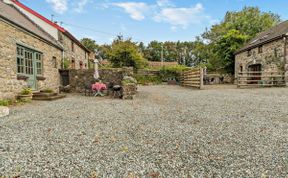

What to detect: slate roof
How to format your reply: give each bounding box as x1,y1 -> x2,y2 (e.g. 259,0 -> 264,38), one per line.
235,21 -> 288,54
0,0 -> 63,49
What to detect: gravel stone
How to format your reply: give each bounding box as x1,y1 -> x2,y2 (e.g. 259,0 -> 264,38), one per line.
0,85 -> 287,177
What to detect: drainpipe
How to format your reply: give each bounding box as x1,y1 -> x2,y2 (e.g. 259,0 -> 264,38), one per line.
284,36 -> 287,86
62,51 -> 65,69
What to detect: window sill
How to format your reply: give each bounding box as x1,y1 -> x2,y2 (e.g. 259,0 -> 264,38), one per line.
36,76 -> 46,81
17,75 -> 29,80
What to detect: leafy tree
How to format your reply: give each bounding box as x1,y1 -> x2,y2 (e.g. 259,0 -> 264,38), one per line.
214,30 -> 248,73
80,38 -> 99,52
145,41 -> 163,61
108,37 -> 147,69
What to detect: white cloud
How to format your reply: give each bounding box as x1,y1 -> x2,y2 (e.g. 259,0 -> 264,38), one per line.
107,1 -> 212,30
156,0 -> 174,7
74,0 -> 89,13
112,2 -> 150,21
46,0 -> 68,14
154,3 -> 207,29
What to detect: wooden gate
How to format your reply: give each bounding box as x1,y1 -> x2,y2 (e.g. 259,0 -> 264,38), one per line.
181,68 -> 204,89
237,71 -> 286,87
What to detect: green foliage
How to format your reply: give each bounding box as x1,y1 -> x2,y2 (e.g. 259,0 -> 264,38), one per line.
80,38 -> 99,52
159,65 -> 190,81
141,40 -> 207,66
63,58 -> 70,69
122,76 -> 137,85
0,99 -> 28,106
203,7 -> 280,42
108,37 -> 148,69
214,30 -> 248,74
41,88 -> 54,93
21,88 -> 32,95
0,99 -> 12,106
135,75 -> 162,85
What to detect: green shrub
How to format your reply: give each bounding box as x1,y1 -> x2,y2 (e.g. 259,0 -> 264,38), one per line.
135,75 -> 162,85
63,58 -> 70,69
122,76 -> 137,85
21,88 -> 32,95
0,99 -> 12,106
159,65 -> 191,81
0,99 -> 28,106
41,88 -> 54,93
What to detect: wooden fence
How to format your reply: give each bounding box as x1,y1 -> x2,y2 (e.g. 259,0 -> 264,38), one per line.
237,71 -> 286,88
181,68 -> 204,89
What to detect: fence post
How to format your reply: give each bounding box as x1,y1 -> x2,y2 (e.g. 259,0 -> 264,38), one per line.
200,68 -> 204,89
237,72 -> 240,88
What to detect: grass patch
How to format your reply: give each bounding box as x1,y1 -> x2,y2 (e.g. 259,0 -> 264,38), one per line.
135,75 -> 162,85
0,99 -> 30,107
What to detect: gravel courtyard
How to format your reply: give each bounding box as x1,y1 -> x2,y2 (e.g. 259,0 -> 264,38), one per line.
0,85 -> 288,177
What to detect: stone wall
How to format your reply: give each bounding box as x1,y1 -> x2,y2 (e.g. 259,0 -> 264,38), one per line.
0,20 -> 62,99
59,32 -> 89,70
235,38 -> 286,83
69,67 -> 134,92
205,73 -> 234,84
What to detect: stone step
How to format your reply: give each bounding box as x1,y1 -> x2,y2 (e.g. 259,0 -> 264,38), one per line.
33,92 -> 58,97
32,94 -> 66,101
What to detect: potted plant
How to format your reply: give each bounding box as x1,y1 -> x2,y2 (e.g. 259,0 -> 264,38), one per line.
17,88 -> 33,101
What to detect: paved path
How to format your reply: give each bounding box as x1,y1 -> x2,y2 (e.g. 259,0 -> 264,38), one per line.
1,85 -> 287,177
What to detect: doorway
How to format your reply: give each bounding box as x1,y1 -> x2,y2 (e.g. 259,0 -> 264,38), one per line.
248,64 -> 262,83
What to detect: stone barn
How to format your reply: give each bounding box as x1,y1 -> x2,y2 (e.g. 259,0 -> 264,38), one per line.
234,21 -> 288,86
0,1 -> 63,99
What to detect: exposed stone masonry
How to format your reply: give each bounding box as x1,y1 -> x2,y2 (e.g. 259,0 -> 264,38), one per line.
0,20 -> 62,99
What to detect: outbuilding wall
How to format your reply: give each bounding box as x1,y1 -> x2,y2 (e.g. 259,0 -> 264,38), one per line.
0,19 -> 62,99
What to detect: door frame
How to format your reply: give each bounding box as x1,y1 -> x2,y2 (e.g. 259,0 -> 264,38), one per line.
16,44 -> 42,90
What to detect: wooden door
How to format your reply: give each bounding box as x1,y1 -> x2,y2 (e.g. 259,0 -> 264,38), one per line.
248,64 -> 262,83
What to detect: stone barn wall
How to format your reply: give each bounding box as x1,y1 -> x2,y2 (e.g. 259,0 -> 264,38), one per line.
235,39 -> 286,82
0,19 -> 62,99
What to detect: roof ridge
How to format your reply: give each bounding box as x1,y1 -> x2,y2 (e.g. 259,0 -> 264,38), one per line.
235,20 -> 288,54
8,3 -> 63,49
10,0 -> 66,32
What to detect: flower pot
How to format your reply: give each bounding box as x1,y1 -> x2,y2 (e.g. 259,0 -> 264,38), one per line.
17,94 -> 33,102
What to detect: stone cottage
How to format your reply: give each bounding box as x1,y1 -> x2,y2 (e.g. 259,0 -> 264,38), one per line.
0,0 -> 63,99
4,0 -> 91,70
235,21 -> 288,85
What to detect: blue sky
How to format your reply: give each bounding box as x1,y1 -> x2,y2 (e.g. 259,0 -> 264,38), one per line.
20,0 -> 288,44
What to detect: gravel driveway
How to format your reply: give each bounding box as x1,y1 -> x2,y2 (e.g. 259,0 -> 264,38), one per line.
0,85 -> 288,177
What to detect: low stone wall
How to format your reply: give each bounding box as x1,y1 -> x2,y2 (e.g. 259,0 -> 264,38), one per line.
205,73 -> 234,84
69,67 -> 134,92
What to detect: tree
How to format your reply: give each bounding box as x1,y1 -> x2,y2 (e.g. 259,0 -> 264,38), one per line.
214,30 -> 248,73
108,37 -> 147,69
80,38 -> 99,52
146,41 -> 163,61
